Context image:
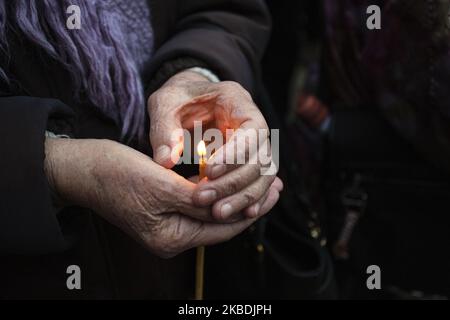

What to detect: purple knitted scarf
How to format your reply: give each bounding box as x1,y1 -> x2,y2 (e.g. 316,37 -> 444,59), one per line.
0,0 -> 154,141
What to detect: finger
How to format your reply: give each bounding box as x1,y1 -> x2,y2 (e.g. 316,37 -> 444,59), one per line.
171,180 -> 217,223
186,175 -> 246,223
169,173 -> 245,224
190,218 -> 256,248
157,169 -> 215,223
206,120 -> 270,180
244,177 -> 282,218
190,185 -> 275,248
244,189 -> 270,218
272,177 -> 284,192
175,198 -> 215,223
158,213 -> 258,257
185,217 -> 257,250
193,159 -> 262,207
211,174 -> 276,221
149,111 -> 184,169
183,176 -> 247,223
258,187 -> 280,216
165,173 -> 246,224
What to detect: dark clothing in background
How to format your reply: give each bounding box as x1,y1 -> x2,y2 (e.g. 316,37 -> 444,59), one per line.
321,0 -> 450,298
323,0 -> 450,173
263,0 -> 450,299
0,0 -> 270,299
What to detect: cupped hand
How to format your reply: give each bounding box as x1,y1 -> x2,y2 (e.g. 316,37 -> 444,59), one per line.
45,138 -> 265,258
148,70 -> 282,222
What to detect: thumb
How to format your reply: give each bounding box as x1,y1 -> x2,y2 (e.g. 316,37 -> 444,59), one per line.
150,117 -> 184,169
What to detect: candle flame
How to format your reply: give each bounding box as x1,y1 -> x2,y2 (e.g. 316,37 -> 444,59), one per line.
197,140 -> 206,157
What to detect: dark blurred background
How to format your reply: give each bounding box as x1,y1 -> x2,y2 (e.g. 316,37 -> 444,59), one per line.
256,0 -> 450,300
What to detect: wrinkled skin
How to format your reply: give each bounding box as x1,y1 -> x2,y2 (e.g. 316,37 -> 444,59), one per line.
44,71 -> 282,259
45,138 -> 272,258
148,71 -> 283,222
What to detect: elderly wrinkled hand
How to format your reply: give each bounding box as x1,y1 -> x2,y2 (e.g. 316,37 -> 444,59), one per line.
148,71 -> 283,223
44,138 -> 265,258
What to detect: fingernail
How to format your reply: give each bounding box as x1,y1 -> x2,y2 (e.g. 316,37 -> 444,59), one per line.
198,190 -> 217,204
210,165 -> 226,179
220,203 -> 233,219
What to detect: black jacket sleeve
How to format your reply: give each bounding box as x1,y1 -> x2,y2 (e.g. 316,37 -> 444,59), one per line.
0,96 -> 74,255
147,0 -> 271,94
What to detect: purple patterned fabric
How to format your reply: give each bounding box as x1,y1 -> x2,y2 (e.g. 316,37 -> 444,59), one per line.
0,0 -> 155,141
106,0 -> 154,74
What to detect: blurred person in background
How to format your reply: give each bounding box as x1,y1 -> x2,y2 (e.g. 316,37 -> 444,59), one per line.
263,0 -> 450,299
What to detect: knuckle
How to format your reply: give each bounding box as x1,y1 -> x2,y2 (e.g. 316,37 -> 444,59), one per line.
255,115 -> 269,130
149,86 -> 177,108
243,192 -> 256,206
162,85 -> 181,97
222,178 -> 240,196
219,81 -> 252,99
220,80 -> 243,91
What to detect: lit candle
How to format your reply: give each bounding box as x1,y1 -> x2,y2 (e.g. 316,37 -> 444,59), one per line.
195,140 -> 207,300
198,140 -> 207,180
